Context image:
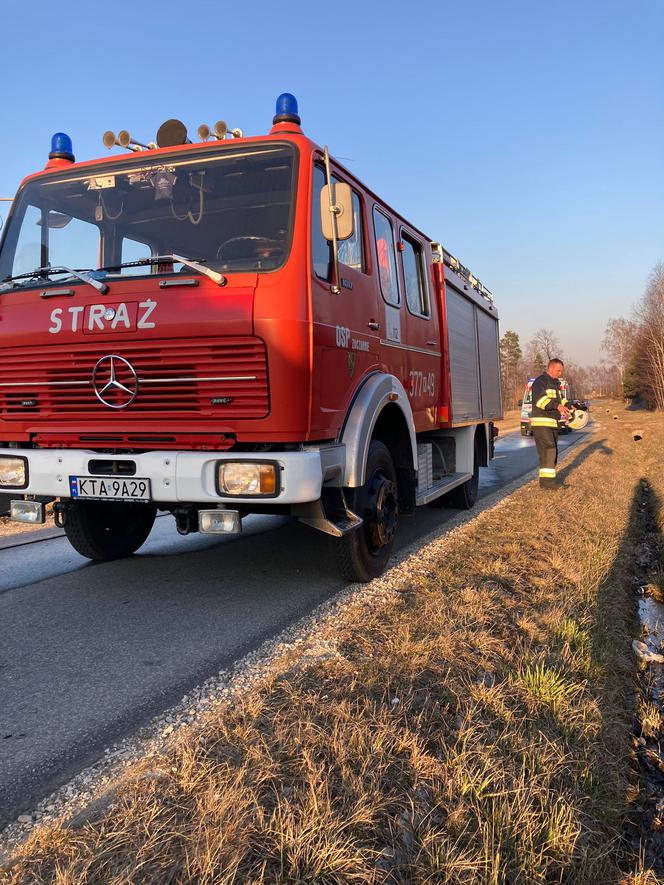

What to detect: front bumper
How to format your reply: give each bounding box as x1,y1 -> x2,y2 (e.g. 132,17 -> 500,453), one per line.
0,447 -> 328,505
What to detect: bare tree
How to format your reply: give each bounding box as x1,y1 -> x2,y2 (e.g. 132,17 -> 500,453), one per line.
523,340 -> 546,377
531,328 -> 562,362
602,317 -> 637,391
633,264 -> 664,409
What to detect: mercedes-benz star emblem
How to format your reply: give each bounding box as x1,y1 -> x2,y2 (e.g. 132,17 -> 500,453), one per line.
92,355 -> 139,409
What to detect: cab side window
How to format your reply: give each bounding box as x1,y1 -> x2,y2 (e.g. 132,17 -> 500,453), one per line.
401,232 -> 429,317
311,164 -> 364,280
337,190 -> 363,272
373,208 -> 400,306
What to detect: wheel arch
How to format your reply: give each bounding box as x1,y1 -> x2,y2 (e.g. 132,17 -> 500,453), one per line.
339,373 -> 417,489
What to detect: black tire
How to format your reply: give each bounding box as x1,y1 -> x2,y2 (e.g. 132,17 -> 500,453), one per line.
444,437 -> 480,510
64,500 -> 157,561
334,440 -> 399,583
520,426 -> 528,437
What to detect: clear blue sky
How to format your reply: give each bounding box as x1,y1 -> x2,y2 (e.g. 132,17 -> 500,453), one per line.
1,0 -> 661,365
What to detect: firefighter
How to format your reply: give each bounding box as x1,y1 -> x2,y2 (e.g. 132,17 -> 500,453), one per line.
530,358 -> 570,489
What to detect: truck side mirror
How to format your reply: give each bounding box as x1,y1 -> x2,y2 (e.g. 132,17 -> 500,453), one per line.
320,182 -> 354,241
518,399 -> 523,407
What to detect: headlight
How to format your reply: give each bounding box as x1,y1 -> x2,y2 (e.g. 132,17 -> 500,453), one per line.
217,461 -> 279,496
0,455 -> 28,488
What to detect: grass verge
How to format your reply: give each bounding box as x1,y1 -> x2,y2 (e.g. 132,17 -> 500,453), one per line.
3,407 -> 663,884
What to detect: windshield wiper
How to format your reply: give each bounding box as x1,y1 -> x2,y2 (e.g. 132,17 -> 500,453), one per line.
98,255 -> 227,287
0,265 -> 108,295
1,253 -> 226,296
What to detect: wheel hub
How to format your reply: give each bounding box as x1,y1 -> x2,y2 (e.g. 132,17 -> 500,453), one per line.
365,472 -> 398,551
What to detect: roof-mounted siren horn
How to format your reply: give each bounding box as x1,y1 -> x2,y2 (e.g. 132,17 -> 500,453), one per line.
156,119 -> 191,148
273,93 -> 301,126
49,133 -> 75,163
118,130 -> 152,151
197,122 -> 238,141
103,130 -> 154,151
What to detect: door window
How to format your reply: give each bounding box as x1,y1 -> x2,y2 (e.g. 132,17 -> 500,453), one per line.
372,208 -> 400,306
401,232 -> 430,317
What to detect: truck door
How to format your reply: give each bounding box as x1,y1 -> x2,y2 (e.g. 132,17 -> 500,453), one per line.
310,164 -> 380,433
398,228 -> 439,431
371,207 -> 407,398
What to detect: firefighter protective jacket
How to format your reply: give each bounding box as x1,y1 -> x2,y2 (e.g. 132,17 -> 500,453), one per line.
530,373 -> 568,429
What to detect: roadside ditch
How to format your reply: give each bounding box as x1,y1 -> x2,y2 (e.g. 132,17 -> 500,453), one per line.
627,476 -> 664,874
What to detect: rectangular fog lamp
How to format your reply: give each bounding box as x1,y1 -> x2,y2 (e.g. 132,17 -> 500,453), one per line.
199,509 -> 241,534
0,456 -> 27,488
217,462 -> 278,496
10,500 -> 45,525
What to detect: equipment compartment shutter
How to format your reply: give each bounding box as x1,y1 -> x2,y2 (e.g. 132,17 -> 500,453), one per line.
477,309 -> 501,418
446,287 -> 481,421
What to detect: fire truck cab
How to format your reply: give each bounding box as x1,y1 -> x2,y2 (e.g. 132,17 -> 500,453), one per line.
0,95 -> 502,581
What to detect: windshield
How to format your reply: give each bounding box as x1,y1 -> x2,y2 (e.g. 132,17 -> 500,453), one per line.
0,143 -> 297,287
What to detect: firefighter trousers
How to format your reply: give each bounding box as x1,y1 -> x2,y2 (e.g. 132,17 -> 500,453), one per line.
533,427 -> 559,489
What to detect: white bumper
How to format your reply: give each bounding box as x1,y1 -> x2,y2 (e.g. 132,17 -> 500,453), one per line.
0,448 -> 326,505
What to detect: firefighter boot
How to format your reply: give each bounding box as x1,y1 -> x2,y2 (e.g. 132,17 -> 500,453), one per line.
534,428 -> 558,490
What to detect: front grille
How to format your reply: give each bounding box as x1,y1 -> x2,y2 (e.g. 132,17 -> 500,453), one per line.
0,337 -> 269,420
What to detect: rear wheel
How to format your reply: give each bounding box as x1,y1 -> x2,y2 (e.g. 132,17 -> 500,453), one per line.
334,440 -> 399,583
64,500 -> 157,561
444,437 -> 480,510
520,426 -> 529,437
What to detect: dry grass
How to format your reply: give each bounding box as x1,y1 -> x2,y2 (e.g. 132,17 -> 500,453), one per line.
3,406 -> 664,883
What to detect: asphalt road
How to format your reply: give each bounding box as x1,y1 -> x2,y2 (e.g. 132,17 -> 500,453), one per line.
0,427 -> 590,828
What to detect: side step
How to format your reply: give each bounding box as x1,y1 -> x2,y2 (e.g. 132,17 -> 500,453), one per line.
299,511 -> 363,537
416,472 -> 472,507
293,488 -> 363,538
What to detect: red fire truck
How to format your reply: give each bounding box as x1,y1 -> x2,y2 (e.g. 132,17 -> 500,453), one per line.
0,94 -> 502,581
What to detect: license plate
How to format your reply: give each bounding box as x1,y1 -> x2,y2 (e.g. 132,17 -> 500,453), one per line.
69,476 -> 151,501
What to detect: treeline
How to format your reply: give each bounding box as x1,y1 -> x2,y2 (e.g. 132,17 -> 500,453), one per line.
499,262 -> 663,412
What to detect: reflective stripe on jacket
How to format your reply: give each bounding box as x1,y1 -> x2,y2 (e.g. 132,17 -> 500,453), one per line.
530,373 -> 567,429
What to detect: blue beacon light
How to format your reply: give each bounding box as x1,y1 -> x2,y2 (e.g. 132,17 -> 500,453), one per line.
273,93 -> 301,126
49,132 -> 75,162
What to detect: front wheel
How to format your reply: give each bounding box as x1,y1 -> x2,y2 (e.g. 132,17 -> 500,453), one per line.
333,440 -> 399,583
64,500 -> 157,561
